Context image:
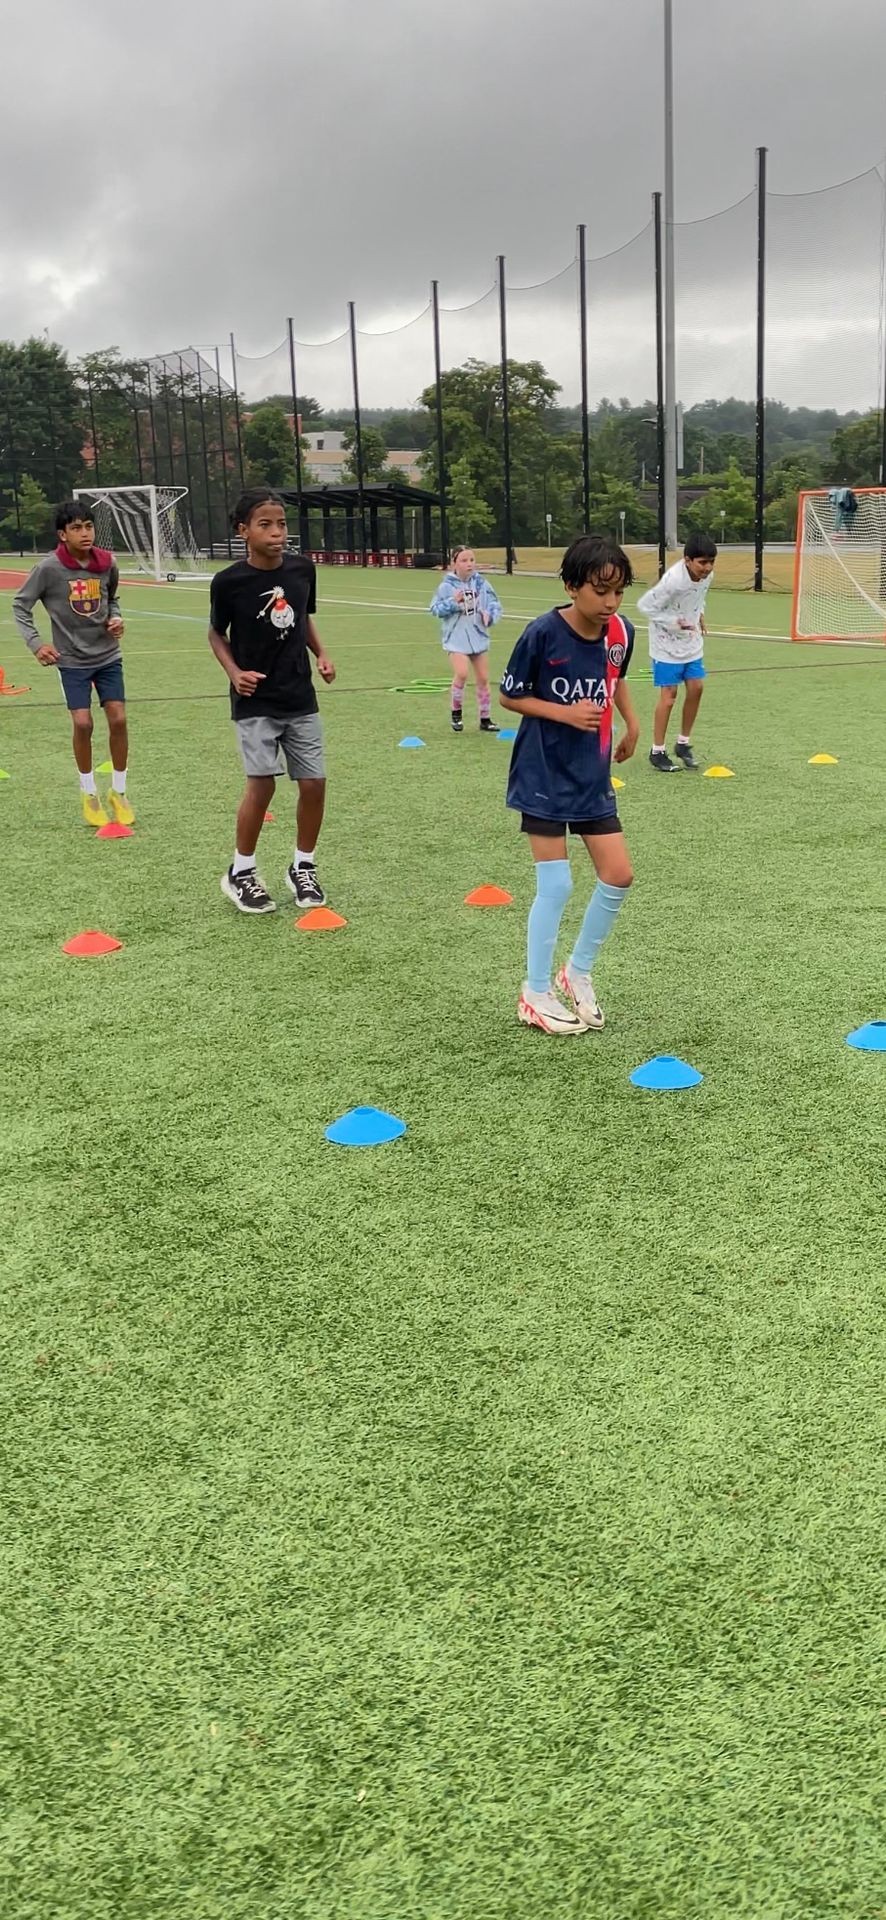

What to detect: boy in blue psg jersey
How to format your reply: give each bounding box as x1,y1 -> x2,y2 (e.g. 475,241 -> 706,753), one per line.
499,534 -> 639,1036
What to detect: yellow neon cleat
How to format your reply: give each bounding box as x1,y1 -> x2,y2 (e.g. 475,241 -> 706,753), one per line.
82,792 -> 109,828
106,790 -> 135,827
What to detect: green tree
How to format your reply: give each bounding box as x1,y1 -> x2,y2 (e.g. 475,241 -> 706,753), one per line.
16,473 -> 50,550
76,348 -> 147,486
341,424 -> 391,485
447,456 -> 494,543
683,462 -> 756,542
827,410 -> 882,486
0,337 -> 82,513
588,475 -> 656,543
761,449 -> 823,542
260,392 -> 323,425
243,404 -> 297,486
419,357 -> 584,545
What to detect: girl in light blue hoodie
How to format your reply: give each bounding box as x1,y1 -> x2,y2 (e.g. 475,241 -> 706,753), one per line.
429,546 -> 502,733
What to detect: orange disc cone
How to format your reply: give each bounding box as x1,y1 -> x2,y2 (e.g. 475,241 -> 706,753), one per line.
0,665 -> 29,696
62,930 -> 124,956
95,822 -> 134,839
264,811 -> 275,822
464,884 -> 514,907
296,907 -> 347,931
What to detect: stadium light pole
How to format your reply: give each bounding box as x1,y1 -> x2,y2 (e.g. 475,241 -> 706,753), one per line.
348,301 -> 368,566
145,365 -> 160,484
578,225 -> 591,533
130,375 -> 144,485
160,361 -> 177,487
498,255 -> 514,577
177,356 -> 195,509
229,334 -> 246,488
193,351 -> 216,557
214,346 -> 232,558
754,146 -> 768,593
431,281 -> 449,562
286,319 -> 305,513
663,0 -> 678,550
652,194 -> 668,579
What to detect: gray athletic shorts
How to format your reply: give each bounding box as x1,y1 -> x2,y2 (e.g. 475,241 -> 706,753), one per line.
235,710 -> 325,781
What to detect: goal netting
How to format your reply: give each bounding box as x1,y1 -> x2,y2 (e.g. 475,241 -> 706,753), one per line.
74,485 -> 207,581
792,487 -> 886,643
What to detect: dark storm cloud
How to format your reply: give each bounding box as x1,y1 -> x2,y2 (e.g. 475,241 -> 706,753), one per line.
3,0 -> 886,409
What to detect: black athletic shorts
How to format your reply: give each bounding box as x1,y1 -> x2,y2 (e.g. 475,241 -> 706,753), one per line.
520,812 -> 622,838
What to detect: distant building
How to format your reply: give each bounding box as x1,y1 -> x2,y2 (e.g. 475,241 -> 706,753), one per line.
302,431 -> 422,488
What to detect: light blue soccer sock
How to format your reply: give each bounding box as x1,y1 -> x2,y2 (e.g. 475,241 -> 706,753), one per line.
570,882 -> 629,976
526,860 -> 573,993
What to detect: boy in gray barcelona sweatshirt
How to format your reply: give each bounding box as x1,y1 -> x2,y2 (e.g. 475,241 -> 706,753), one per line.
12,499 -> 134,827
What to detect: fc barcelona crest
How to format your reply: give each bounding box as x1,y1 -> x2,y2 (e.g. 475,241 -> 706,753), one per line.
69,577 -> 101,616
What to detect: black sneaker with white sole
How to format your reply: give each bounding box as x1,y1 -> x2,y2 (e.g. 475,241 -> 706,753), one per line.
649,748 -> 679,773
479,717 -> 500,733
286,862 -> 326,908
221,865 -> 277,914
451,709 -> 464,733
674,740 -> 700,770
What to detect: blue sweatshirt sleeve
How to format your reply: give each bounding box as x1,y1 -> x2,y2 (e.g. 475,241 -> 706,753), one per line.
429,581 -> 459,617
481,579 -> 502,624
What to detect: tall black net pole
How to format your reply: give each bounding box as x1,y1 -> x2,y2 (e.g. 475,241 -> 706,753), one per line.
229,334 -> 245,487
193,351 -> 216,555
286,318 -> 305,509
2,383 -> 23,554
431,281 -> 449,561
130,375 -> 144,484
498,256 -> 514,575
653,192 -> 667,577
754,146 -> 768,593
214,346 -> 232,557
578,225 -> 591,534
146,366 -> 160,482
348,301 -> 367,565
160,362 -> 176,485
45,387 -> 60,497
178,356 -> 195,507
85,370 -> 101,488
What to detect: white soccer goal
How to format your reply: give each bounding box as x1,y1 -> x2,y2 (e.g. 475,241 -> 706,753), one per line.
792,487 -> 886,643
74,484 -> 207,582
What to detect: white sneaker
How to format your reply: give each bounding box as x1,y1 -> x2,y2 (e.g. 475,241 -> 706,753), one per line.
556,963 -> 605,1030
517,986 -> 585,1036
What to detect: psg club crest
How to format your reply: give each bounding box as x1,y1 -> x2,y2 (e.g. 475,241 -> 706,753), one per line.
607,641 -> 626,669
69,577 -> 101,617
258,586 -> 295,630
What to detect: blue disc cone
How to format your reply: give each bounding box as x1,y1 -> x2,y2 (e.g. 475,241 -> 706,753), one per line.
846,1021 -> 886,1052
398,736 -> 425,749
498,727 -> 517,741
325,1105 -> 407,1147
630,1055 -> 703,1090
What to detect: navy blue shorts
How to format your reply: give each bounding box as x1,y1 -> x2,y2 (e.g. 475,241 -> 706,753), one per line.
58,660 -> 125,711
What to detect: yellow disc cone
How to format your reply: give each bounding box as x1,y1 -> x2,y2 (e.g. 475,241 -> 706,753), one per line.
703,765 -> 735,779
808,753 -> 838,765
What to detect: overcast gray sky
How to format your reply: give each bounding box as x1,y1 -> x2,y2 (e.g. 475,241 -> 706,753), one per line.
3,0 -> 886,411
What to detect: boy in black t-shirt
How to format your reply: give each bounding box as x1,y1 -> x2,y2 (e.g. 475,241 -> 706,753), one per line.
209,489 -> 336,914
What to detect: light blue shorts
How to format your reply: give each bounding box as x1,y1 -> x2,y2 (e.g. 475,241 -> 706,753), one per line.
652,658 -> 706,688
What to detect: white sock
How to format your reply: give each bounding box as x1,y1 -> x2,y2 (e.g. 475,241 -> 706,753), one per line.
295,847 -> 316,868
79,772 -> 97,796
677,734 -> 690,746
233,849 -> 255,875
112,769 -> 127,794
652,743 -> 666,755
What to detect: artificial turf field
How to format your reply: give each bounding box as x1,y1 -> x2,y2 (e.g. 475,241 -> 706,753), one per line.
1,562 -> 885,1919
